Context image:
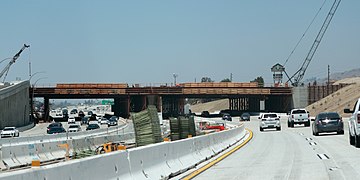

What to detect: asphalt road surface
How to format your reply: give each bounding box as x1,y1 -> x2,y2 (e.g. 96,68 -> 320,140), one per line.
193,117 -> 360,180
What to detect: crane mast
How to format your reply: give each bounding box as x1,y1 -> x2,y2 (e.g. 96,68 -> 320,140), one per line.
0,44 -> 30,82
290,0 -> 341,86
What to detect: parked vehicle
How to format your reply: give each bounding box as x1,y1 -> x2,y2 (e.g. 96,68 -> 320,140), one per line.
241,113 -> 251,121
68,124 -> 81,133
47,127 -> 66,134
288,109 -> 310,127
47,122 -> 63,134
1,127 -> 19,138
259,113 -> 281,131
222,113 -> 232,121
344,98 -> 360,147
312,112 -> 343,136
86,124 -> 100,131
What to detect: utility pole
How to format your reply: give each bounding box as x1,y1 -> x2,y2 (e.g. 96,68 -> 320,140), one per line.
327,65 -> 330,95
230,73 -> 233,82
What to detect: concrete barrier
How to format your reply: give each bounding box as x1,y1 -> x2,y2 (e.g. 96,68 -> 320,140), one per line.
0,125 -> 247,179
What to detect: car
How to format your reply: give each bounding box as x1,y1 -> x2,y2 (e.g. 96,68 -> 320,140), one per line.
47,127 -> 66,134
47,122 -> 63,134
68,124 -> 81,133
344,98 -> 360,147
241,112 -> 251,121
86,124 -> 100,131
312,112 -> 344,136
288,109 -> 310,127
81,117 -> 89,125
108,119 -> 118,127
222,113 -> 232,121
67,117 -> 76,124
201,111 -> 210,117
99,117 -> 109,125
1,127 -> 19,138
219,109 -> 242,117
259,113 -> 281,131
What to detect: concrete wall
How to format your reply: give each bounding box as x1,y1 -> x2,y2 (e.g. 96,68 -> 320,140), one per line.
0,81 -> 30,129
292,87 -> 308,109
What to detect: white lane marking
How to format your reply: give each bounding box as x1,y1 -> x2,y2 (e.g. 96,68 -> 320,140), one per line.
306,137 -> 313,141
309,142 -> 317,146
317,154 -> 330,159
299,133 -> 304,136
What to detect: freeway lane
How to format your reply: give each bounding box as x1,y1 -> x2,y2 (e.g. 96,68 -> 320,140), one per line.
192,117 -> 360,180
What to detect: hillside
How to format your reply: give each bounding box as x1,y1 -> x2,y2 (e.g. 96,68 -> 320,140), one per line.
306,77 -> 360,118
190,99 -> 228,113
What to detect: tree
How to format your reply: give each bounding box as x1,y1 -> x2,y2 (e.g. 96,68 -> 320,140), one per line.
251,76 -> 264,87
221,78 -> 231,82
201,77 -> 213,82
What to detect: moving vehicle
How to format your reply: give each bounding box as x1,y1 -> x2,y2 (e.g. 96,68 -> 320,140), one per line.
312,112 -> 343,136
259,113 -> 281,131
67,117 -> 76,124
81,117 -> 89,125
99,117 -> 109,125
47,127 -> 66,134
201,111 -> 210,117
1,127 -> 19,138
241,112 -> 251,121
344,98 -> 360,147
47,122 -> 63,134
288,109 -> 310,127
86,124 -> 100,131
222,113 -> 232,121
108,118 -> 118,127
68,124 -> 81,133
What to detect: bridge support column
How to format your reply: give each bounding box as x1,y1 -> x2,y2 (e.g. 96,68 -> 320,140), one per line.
229,97 -> 250,111
248,97 -> 261,112
162,96 -> 184,118
146,95 -> 162,112
113,97 -> 130,118
44,97 -> 50,122
130,96 -> 147,112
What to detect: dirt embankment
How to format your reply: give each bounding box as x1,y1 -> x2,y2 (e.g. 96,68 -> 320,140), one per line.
306,77 -> 360,118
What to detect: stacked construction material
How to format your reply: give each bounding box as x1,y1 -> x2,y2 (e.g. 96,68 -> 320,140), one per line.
169,117 -> 180,141
131,106 -> 162,147
170,115 -> 196,141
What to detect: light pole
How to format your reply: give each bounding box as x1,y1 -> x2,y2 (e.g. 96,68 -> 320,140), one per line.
29,71 -> 46,82
31,77 -> 47,124
173,73 -> 178,86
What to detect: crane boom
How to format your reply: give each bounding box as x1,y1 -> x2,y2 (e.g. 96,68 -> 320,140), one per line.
0,44 -> 30,82
291,0 -> 341,86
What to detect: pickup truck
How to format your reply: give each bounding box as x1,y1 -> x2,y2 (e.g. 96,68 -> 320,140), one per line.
344,98 -> 360,147
287,109 -> 310,127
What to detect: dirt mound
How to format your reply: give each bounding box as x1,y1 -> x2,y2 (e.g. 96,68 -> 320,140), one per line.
306,77 -> 360,118
190,99 -> 228,113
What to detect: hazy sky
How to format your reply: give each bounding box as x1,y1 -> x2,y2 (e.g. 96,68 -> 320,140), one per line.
1,0 -> 359,86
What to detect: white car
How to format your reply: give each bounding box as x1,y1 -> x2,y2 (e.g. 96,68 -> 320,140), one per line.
68,124 -> 81,133
68,117 -> 76,124
259,113 -> 281,131
1,127 -> 20,138
99,117 -> 109,125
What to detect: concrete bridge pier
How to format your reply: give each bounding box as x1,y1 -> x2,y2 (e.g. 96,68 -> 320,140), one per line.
44,97 -> 50,122
130,96 -> 147,113
162,96 -> 184,118
113,97 -> 130,118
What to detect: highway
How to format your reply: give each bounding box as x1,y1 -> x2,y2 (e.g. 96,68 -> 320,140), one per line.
191,117 -> 360,180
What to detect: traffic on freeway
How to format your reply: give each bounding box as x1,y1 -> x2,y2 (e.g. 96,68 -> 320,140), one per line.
189,113 -> 360,180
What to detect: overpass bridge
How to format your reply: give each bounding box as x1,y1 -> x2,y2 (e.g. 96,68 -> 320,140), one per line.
31,82 -> 292,120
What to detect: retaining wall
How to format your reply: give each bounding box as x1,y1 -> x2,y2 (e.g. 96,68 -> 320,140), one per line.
0,81 -> 30,129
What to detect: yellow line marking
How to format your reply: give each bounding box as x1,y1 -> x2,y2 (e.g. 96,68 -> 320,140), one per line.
182,128 -> 253,180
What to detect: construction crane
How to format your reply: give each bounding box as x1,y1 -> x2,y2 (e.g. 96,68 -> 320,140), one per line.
0,44 -> 30,82
286,0 -> 341,86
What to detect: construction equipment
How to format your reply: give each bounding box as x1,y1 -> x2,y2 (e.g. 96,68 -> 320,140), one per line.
0,44 -> 30,82
95,142 -> 126,154
285,0 -> 341,86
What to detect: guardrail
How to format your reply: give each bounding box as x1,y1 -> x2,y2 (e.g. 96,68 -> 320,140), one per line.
0,124 -> 247,179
